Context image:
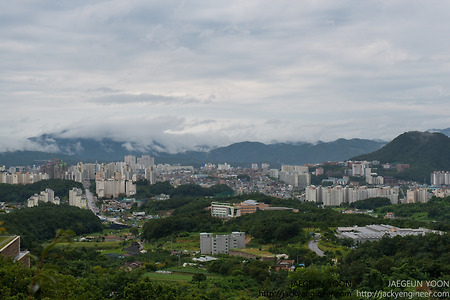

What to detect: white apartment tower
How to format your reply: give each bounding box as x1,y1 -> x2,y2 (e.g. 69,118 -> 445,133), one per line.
124,155 -> 136,170
200,232 -> 245,255
69,188 -> 87,209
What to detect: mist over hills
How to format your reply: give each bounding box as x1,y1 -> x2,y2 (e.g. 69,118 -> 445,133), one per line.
2,129 -> 448,170
427,127 -> 450,137
181,139 -> 387,166
0,134 -> 387,167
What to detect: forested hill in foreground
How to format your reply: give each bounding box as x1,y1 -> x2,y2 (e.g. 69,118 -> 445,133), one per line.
0,203 -> 102,251
352,131 -> 450,182
0,179 -> 83,203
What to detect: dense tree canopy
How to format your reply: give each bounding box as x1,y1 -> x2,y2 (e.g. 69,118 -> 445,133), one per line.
350,197 -> 392,210
0,179 -> 83,203
0,203 -> 102,251
135,181 -> 233,199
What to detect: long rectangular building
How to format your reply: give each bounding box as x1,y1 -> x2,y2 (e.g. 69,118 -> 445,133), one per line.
336,225 -> 442,243
305,185 -> 399,206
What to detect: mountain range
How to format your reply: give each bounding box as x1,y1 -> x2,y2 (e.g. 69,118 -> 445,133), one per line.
1,135 -> 387,168
1,129 -> 449,172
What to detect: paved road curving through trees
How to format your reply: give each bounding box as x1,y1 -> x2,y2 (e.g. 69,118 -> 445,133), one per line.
308,233 -> 325,257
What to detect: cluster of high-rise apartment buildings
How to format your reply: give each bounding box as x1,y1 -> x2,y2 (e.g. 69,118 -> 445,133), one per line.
0,171 -> 49,185
63,155 -> 156,198
68,188 -> 87,209
269,165 -> 311,188
91,155 -> 155,198
3,154 -> 450,208
270,163 -> 384,188
95,179 -> 136,198
406,188 -> 430,203
431,171 -> 450,186
68,154 -> 156,184
305,185 -> 435,205
305,185 -> 400,206
27,187 -> 87,209
27,188 -> 60,207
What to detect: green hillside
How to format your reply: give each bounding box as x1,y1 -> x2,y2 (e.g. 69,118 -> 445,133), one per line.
352,131 -> 450,182
0,179 -> 83,203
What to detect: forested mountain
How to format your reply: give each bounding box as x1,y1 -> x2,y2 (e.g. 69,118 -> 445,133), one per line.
0,203 -> 102,251
181,138 -> 386,166
352,131 -> 450,182
427,127 -> 450,136
1,134 -> 386,167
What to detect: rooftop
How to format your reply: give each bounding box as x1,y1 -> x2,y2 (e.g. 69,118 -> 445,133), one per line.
336,225 -> 443,242
0,236 -> 16,249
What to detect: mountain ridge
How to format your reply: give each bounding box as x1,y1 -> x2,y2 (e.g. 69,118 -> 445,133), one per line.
0,135 -> 387,167
352,131 -> 450,182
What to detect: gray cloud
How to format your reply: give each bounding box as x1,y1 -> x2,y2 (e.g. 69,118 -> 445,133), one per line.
89,93 -> 207,105
1,1 -> 449,152
87,87 -> 123,93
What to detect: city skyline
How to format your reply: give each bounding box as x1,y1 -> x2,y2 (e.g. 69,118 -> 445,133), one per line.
1,1 -> 450,153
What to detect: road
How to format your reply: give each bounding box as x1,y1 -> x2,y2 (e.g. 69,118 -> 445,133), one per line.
308,233 -> 325,257
83,181 -> 99,215
82,181 -> 127,225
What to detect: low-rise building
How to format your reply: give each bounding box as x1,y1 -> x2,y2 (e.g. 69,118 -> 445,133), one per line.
210,200 -> 296,218
336,224 -> 443,244
210,202 -> 241,218
0,235 -> 30,267
238,200 -> 270,215
274,260 -> 296,271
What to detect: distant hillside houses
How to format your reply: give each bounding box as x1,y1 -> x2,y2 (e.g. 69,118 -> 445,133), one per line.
210,200 -> 298,218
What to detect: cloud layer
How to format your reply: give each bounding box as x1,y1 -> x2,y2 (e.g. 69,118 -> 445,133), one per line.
1,1 -> 449,152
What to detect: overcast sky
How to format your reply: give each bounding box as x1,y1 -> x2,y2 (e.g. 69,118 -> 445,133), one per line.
1,1 -> 449,152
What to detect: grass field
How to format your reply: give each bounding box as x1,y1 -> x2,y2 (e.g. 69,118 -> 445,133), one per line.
55,241 -> 127,251
166,266 -> 219,277
144,266 -> 220,283
143,272 -> 194,283
411,212 -> 429,221
318,239 -> 350,258
144,232 -> 201,252
234,247 -> 274,258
